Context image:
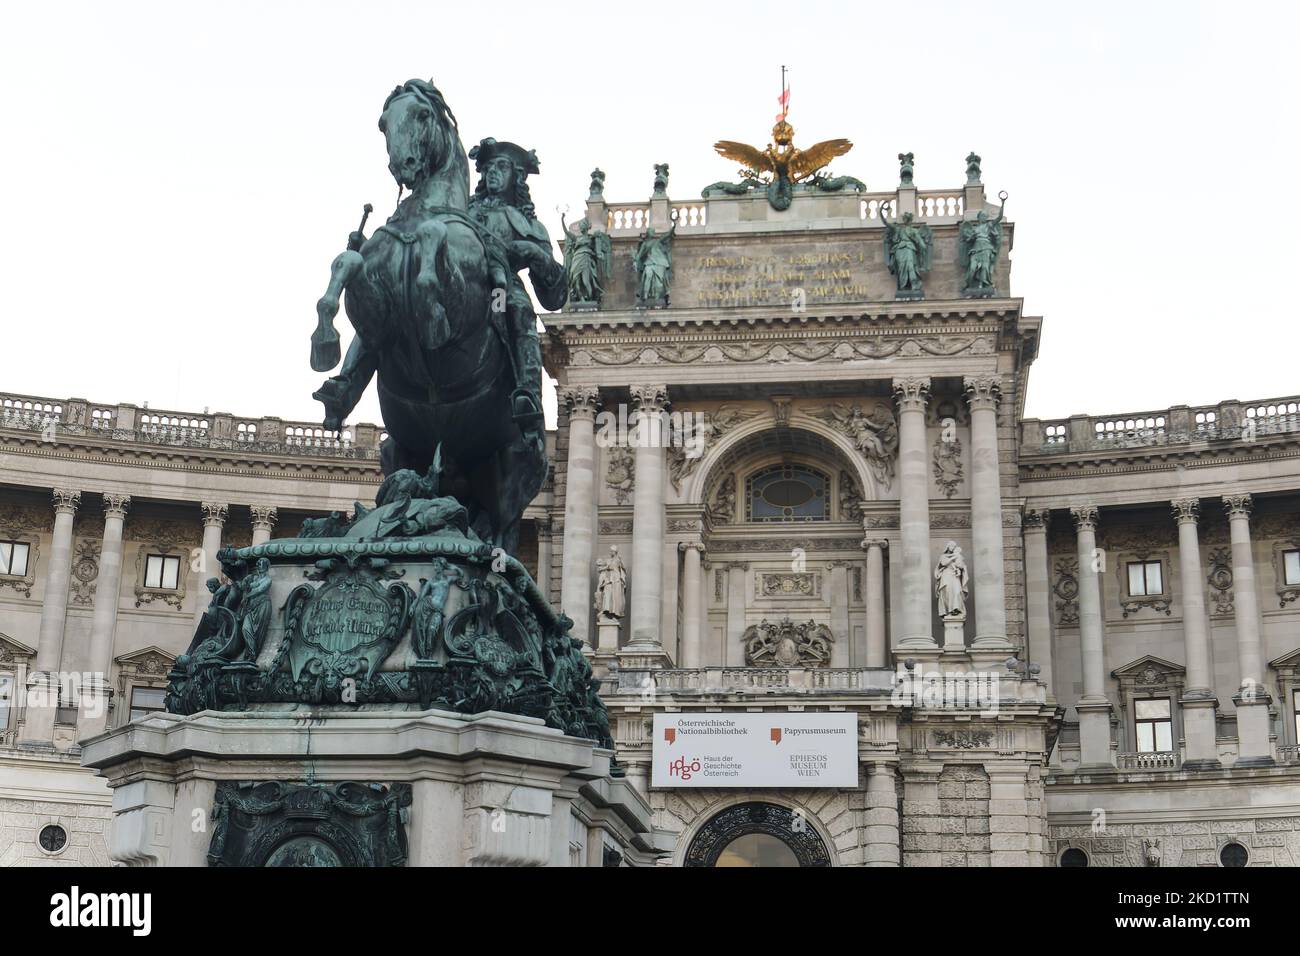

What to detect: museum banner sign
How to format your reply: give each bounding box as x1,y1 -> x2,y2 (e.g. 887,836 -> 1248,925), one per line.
651,712 -> 858,788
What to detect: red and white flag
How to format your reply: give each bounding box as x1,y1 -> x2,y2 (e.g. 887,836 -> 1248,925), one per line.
775,88 -> 790,122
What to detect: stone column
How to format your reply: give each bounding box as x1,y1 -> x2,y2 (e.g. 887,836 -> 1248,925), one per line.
988,765 -> 1032,867
558,387 -> 600,645
21,488 -> 80,745
1022,509 -> 1054,697
249,506 -> 277,545
1223,494 -> 1274,767
81,494 -> 130,738
678,540 -> 705,669
726,563 -> 749,667
964,376 -> 1010,647
829,561 -> 851,668
192,502 -> 228,626
862,539 -> 889,667
1071,505 -> 1113,769
535,518 -> 553,601
626,385 -> 668,654
893,377 -> 935,650
1172,498 -> 1221,770
900,763 -> 942,867
864,761 -> 900,866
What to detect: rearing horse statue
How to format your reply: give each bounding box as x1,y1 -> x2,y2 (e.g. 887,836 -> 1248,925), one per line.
309,79 -> 545,554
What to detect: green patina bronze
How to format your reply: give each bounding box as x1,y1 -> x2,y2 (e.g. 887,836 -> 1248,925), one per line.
207,782 -> 412,867
562,217 -> 612,308
898,151 -> 915,187
881,209 -> 932,299
633,223 -> 675,307
169,80 -> 616,780
308,79 -> 554,553
958,193 -> 1007,297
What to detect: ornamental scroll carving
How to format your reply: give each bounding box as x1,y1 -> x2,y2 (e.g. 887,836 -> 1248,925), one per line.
743,617 -> 834,667
571,336 -> 995,368
756,572 -> 820,599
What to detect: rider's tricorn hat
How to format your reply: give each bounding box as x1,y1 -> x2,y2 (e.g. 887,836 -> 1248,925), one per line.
469,137 -> 540,178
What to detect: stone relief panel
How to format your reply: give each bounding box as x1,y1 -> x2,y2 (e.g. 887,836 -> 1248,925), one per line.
69,539 -> 99,606
1206,547 -> 1234,616
1053,556 -> 1080,627
605,447 -> 634,504
755,571 -> 821,600
932,433 -> 964,499
743,618 -> 834,667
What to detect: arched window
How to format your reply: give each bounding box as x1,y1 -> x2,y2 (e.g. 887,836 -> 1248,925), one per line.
745,464 -> 829,523
684,802 -> 831,867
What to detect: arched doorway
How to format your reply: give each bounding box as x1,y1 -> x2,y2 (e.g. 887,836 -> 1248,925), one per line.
683,802 -> 832,867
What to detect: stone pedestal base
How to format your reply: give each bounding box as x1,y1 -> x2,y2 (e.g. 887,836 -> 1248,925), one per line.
80,709 -> 658,867
17,672 -> 58,747
617,648 -> 674,670
1180,695 -> 1222,771
941,615 -> 966,653
1233,693 -> 1276,768
1075,699 -> 1115,771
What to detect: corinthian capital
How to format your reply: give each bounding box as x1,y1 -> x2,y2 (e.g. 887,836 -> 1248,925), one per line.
559,385 -> 600,420
250,505 -> 278,530
1022,508 -> 1050,531
1171,498 -> 1200,525
201,501 -> 229,528
1070,505 -> 1100,532
102,494 -> 131,520
1222,494 -> 1253,520
892,376 -> 931,412
51,488 -> 81,516
963,375 -> 1002,411
630,384 -> 670,413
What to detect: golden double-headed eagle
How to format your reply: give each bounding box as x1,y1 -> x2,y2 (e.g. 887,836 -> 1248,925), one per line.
713,120 -> 853,186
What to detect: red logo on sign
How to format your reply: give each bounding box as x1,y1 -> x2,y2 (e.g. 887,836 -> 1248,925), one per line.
664,728 -> 676,745
770,728 -> 782,744
668,756 -> 701,780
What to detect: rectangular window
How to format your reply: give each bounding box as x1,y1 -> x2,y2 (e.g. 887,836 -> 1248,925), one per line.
0,541 -> 29,577
144,554 -> 181,590
1135,697 -> 1173,752
1284,549 -> 1300,586
0,673 -> 12,732
1127,560 -> 1163,597
129,686 -> 168,721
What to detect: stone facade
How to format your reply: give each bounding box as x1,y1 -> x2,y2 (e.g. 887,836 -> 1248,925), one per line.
2,162 -> 1299,866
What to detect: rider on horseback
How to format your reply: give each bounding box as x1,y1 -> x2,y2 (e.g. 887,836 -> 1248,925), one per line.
465,138 -> 566,439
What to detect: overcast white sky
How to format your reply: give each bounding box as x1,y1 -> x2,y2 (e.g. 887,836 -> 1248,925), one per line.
1,0 -> 1295,430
